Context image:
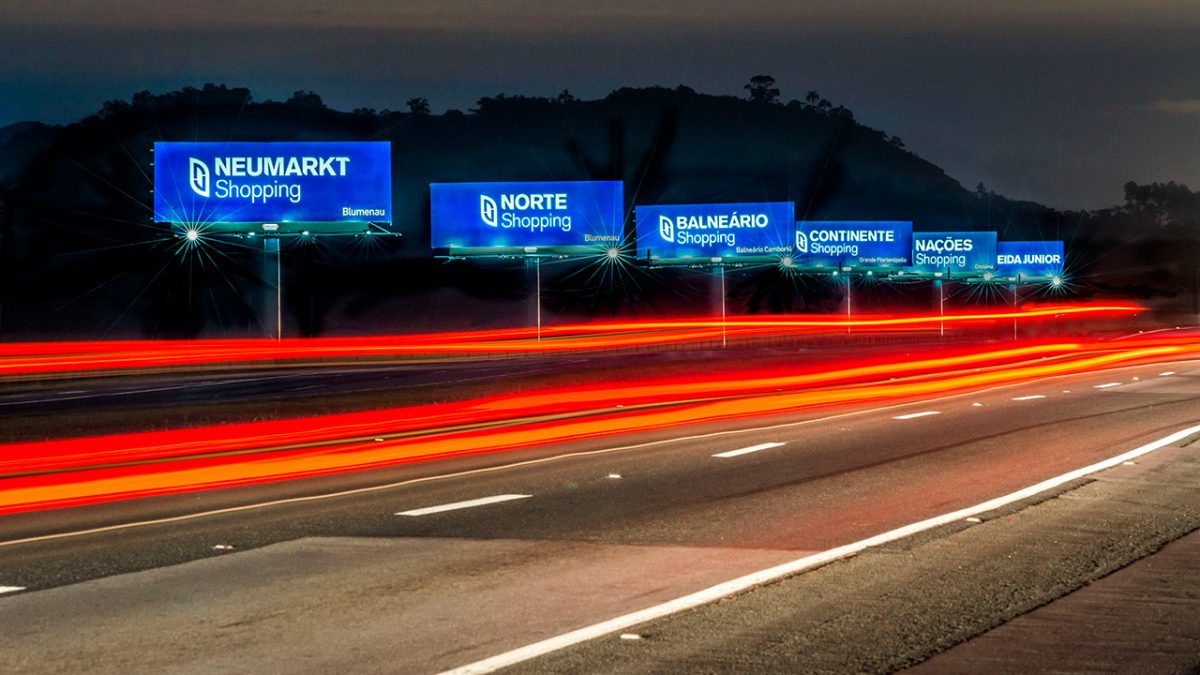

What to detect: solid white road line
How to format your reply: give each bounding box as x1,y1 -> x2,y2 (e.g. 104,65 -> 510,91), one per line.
712,442 -> 785,458
5,357 -> 1199,551
439,422 -> 1200,675
396,494 -> 531,517
893,411 -> 941,420
1011,395 -> 1047,401
1094,383 -> 1122,389
0,586 -> 24,595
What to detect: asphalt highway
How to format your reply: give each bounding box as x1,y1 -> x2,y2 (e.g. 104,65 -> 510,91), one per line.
0,340 -> 962,442
0,357 -> 1198,673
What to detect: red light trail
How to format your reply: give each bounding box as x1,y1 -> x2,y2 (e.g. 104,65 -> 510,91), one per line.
1,329 -> 1196,517
0,303 -> 1142,377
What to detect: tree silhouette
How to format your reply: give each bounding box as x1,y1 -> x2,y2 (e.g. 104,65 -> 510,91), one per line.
1123,180 -> 1200,229
286,90 -> 326,109
406,97 -> 431,115
745,75 -> 781,104
805,90 -> 820,107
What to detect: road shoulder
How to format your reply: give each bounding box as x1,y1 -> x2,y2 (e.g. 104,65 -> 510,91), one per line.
511,434 -> 1200,673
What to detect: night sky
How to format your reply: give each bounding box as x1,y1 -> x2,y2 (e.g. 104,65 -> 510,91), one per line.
2,0 -> 1199,209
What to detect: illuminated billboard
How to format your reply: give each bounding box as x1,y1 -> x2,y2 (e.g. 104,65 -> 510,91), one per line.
911,231 -> 997,274
430,181 -> 623,253
153,142 -> 391,228
795,221 -> 912,268
996,240 -> 1064,279
635,202 -> 794,261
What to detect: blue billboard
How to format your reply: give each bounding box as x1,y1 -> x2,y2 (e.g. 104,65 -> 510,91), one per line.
430,181 -> 623,252
635,202 -> 795,260
153,142 -> 391,225
996,240 -> 1064,278
911,231 -> 997,274
795,221 -> 912,267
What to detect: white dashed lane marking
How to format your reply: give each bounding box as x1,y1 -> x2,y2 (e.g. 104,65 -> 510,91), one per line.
712,442 -> 786,459
893,411 -> 941,420
396,494 -> 532,517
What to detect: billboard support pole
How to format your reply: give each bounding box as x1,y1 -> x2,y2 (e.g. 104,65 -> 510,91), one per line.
845,274 -> 852,335
276,241 -> 282,341
536,257 -> 542,344
524,256 -> 542,343
935,278 -> 945,337
720,265 -> 727,348
263,237 -> 282,341
1010,282 -> 1019,341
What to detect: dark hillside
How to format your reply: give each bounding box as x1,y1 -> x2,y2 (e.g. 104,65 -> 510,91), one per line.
0,83 -> 1189,338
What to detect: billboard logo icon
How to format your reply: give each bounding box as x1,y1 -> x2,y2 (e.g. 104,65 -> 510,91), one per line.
480,195 -> 498,227
795,230 -> 808,254
658,215 -> 674,242
188,158 -> 210,198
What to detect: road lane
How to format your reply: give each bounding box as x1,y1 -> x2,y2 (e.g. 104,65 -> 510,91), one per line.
5,340 -> 1190,515
0,360 -> 1196,673
0,306 -> 1142,379
0,538 -> 809,675
0,347 -> 928,449
0,333 -> 1179,447
513,440 -> 1200,674
2,360 -> 1198,562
